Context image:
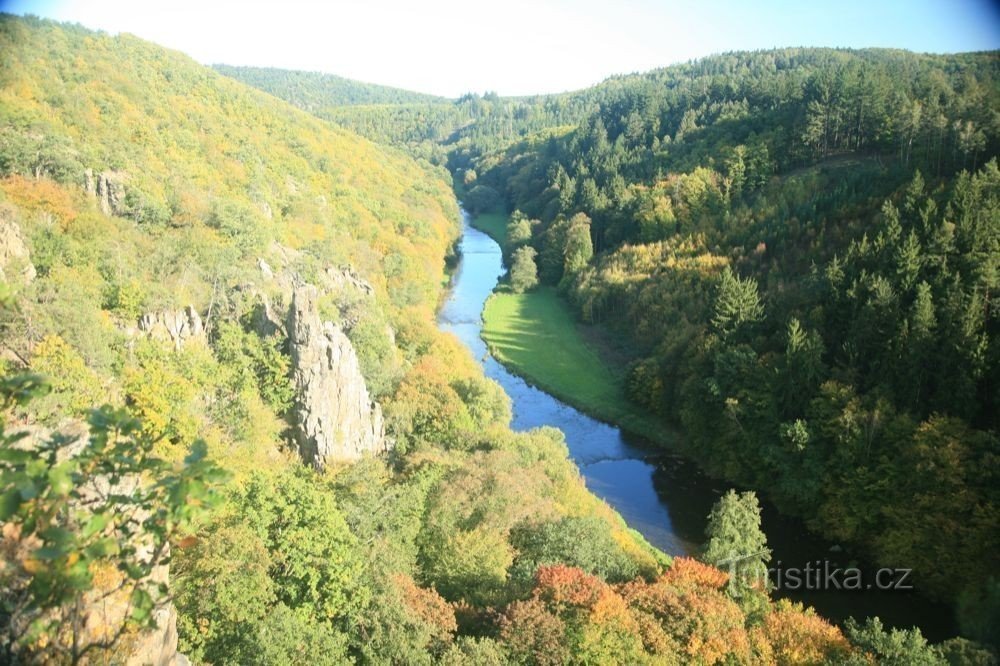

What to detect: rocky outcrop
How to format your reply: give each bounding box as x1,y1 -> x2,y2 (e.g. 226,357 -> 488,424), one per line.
0,210 -> 37,284
124,602 -> 185,666
138,307 -> 205,350
320,265 -> 375,298
96,170 -> 128,217
2,422 -> 186,665
287,284 -> 387,468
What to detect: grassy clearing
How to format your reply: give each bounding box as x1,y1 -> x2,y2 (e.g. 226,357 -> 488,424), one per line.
469,210 -> 507,247
481,286 -> 676,446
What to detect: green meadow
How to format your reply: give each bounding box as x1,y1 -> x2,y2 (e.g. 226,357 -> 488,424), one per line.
481,285 -> 674,446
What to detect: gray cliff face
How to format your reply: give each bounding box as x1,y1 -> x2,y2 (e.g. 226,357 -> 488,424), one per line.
95,170 -> 128,217
287,284 -> 387,468
137,307 -> 205,350
0,211 -> 37,284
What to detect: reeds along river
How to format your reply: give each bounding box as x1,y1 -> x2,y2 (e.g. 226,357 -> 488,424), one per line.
437,208 -> 955,641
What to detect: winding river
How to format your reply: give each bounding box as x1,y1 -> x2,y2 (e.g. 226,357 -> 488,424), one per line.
438,210 -> 955,640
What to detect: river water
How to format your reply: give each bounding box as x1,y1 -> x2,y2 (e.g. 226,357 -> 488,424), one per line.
437,210 -> 955,640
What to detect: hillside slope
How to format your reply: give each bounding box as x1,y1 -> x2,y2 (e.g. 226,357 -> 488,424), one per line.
469,47 -> 1000,625
1,18 -> 992,664
213,64 -> 449,107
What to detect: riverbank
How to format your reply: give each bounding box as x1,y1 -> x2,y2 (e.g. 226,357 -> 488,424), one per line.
482,287 -> 676,447
459,209 -> 957,640
471,205 -> 678,447
468,209 -> 508,247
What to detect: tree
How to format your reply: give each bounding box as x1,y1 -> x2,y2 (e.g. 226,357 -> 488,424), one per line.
0,374 -> 225,664
712,268 -> 764,337
843,617 -> 941,665
510,246 -> 539,294
508,515 -> 638,590
505,214 -> 532,250
561,213 -> 593,281
702,490 -> 771,600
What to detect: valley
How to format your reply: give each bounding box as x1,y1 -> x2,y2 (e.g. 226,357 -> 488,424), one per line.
0,10 -> 997,665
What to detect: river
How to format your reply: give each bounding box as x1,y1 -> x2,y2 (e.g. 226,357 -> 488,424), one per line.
437,210 -> 955,641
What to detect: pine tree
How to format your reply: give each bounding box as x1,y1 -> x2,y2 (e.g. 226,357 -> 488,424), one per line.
895,230 -> 923,292
712,268 -> 765,337
703,490 -> 771,600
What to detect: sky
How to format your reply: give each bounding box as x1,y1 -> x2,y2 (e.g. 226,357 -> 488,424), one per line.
2,0 -> 999,97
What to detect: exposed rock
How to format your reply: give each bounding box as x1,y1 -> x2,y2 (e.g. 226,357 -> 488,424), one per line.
97,170 -> 128,217
0,210 -> 37,284
250,289 -> 286,338
84,168 -> 96,198
125,603 -> 183,666
320,265 -> 375,297
287,284 -> 387,468
138,307 -> 204,350
257,257 -> 274,280
2,421 -> 185,666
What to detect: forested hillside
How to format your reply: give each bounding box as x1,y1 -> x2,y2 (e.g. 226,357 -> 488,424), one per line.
212,65 -> 448,107
0,16 -> 964,665
216,65 -> 609,168
465,47 -> 1000,632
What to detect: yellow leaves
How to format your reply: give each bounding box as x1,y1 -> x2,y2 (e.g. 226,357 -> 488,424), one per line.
30,334 -> 105,416
22,556 -> 44,575
761,599 -> 851,665
122,342 -> 202,456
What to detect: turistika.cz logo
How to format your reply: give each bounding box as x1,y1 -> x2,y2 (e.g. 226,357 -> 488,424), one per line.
718,551 -> 914,595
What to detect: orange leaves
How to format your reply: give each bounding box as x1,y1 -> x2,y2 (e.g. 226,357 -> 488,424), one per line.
660,555 -> 730,590
499,598 -> 570,666
620,559 -> 753,664
392,573 -> 457,640
2,176 -> 78,229
499,560 -> 852,664
535,564 -> 606,610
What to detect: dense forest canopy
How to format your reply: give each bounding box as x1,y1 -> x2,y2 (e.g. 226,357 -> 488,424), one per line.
462,46 -> 1000,624
239,44 -> 1000,654
1,14 -> 998,664
212,65 -> 449,107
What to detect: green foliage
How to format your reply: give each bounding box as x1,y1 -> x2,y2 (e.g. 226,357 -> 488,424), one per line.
508,515 -> 639,589
233,470 -> 367,621
213,65 -> 446,107
505,212 -> 533,250
934,638 -> 998,666
207,200 -> 269,259
464,184 -> 502,215
457,44 -> 1000,613
509,246 -> 539,294
0,373 -> 225,663
175,468 -> 363,663
957,578 -> 1000,650
212,321 -> 294,414
560,213 -> 593,284
28,335 -> 105,421
712,267 -> 765,337
7,15 -> 995,662
702,489 -> 771,604
842,617 -> 944,665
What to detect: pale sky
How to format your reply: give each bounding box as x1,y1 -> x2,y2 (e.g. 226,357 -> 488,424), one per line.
3,0 -> 999,97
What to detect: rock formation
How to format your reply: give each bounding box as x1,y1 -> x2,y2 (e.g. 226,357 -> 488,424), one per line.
137,307 -> 205,350
96,170 -> 128,217
320,265 -> 375,297
287,284 -> 387,468
0,210 -> 37,284
2,422 -> 186,666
